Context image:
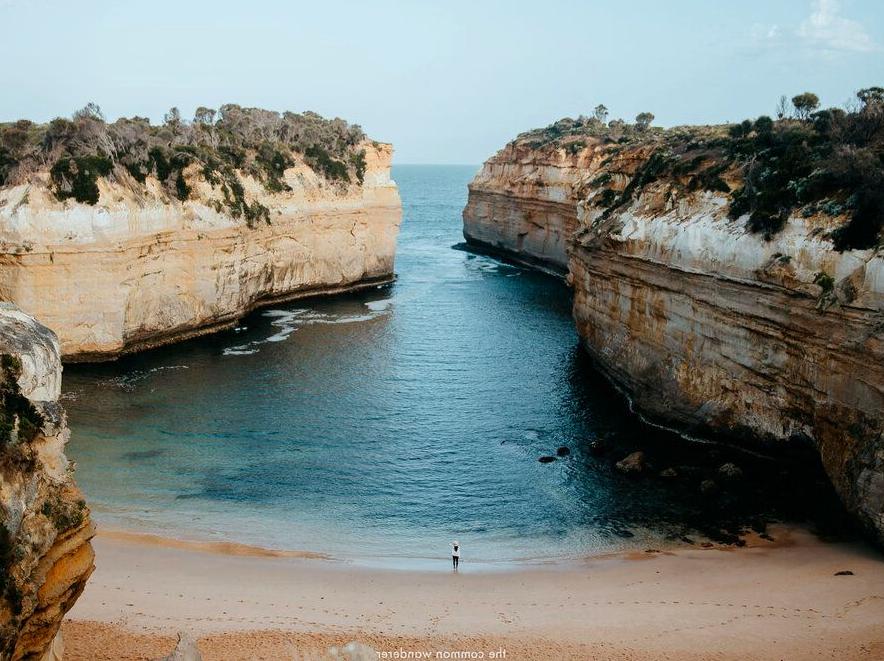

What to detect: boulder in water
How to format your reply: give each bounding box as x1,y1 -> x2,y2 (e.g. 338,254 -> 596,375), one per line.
718,462 -> 743,480
699,479 -> 719,494
556,446 -> 571,457
616,451 -> 646,474
538,455 -> 557,463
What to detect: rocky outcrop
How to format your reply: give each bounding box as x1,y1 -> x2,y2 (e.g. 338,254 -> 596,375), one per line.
464,134 -> 884,545
462,141 -> 587,276
0,303 -> 95,660
0,143 -> 401,360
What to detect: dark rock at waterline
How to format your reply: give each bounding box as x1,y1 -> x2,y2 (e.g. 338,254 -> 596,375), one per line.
718,462 -> 743,480
659,467 -> 678,479
538,456 -> 557,463
699,479 -> 719,494
556,446 -> 571,457
616,451 -> 646,474
834,570 -> 854,576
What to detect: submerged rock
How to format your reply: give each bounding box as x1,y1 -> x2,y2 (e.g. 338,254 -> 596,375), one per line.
556,446 -> 571,457
616,451 -> 646,474
538,456 -> 557,463
700,479 -> 719,495
718,463 -> 744,480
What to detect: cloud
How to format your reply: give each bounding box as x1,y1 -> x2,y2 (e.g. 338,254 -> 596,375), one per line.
797,0 -> 879,53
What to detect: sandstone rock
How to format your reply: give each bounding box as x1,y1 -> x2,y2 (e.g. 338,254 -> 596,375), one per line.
659,468 -> 678,479
464,133 -> 884,546
0,143 -> 401,360
700,479 -> 719,495
556,446 -> 571,457
616,451 -> 646,474
38,631 -> 63,661
0,306 -> 94,660
718,463 -> 743,480
462,141 -> 579,276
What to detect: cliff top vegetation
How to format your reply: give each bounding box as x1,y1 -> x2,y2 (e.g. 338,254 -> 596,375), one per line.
522,89 -> 883,251
0,104 -> 370,226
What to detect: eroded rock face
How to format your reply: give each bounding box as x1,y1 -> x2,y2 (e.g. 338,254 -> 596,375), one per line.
0,143 -> 401,360
464,136 -> 884,544
462,142 -> 589,276
0,303 -> 94,660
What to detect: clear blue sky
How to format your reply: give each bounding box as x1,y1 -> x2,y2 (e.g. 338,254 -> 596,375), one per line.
1,0 -> 882,163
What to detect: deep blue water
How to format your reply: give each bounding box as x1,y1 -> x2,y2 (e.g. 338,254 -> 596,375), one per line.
63,165 -> 845,564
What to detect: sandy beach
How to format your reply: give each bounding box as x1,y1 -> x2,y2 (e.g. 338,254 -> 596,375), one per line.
62,527 -> 884,660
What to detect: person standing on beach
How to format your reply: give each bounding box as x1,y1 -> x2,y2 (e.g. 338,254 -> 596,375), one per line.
451,540 -> 460,571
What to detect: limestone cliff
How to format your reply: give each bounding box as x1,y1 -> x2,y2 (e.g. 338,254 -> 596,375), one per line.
463,141 -> 585,275
0,142 -> 401,360
0,303 -> 94,660
464,130 -> 884,545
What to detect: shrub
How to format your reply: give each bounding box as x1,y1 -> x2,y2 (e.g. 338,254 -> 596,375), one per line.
305,145 -> 350,182
49,155 -> 112,204
2,103 -> 370,225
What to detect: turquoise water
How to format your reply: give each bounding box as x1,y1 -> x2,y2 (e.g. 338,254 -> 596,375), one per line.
63,165 -> 845,564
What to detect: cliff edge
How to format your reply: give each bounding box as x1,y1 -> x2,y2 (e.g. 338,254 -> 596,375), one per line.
464,109 -> 884,544
0,304 -> 94,660
0,105 -> 402,360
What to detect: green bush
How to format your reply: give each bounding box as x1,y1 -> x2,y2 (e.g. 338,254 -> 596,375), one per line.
3,102 -> 370,225
49,155 -> 112,204
305,145 -> 350,182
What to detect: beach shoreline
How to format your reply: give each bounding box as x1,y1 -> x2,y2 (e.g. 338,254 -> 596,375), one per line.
63,526 -> 884,660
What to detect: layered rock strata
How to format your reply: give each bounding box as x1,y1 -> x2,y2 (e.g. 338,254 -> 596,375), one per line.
465,135 -> 884,544
0,143 -> 401,360
0,303 -> 94,660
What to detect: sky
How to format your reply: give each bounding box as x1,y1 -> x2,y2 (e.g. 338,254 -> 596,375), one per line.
1,0 -> 882,163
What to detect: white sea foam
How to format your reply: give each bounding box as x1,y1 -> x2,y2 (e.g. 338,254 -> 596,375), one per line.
224,303 -> 392,356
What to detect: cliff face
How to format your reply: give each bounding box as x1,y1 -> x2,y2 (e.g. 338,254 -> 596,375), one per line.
464,136 -> 884,545
0,304 -> 94,660
462,142 -> 588,275
0,142 -> 401,360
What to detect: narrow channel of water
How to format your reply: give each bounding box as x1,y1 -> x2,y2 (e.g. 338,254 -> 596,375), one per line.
63,165 -> 848,563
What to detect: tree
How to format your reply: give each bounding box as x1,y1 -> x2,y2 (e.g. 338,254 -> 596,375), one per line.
193,107 -> 216,125
164,107 -> 182,129
635,112 -> 655,131
791,92 -> 820,120
754,115 -> 774,135
857,87 -> 884,108
593,104 -> 609,123
72,102 -> 104,122
776,95 -> 789,120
